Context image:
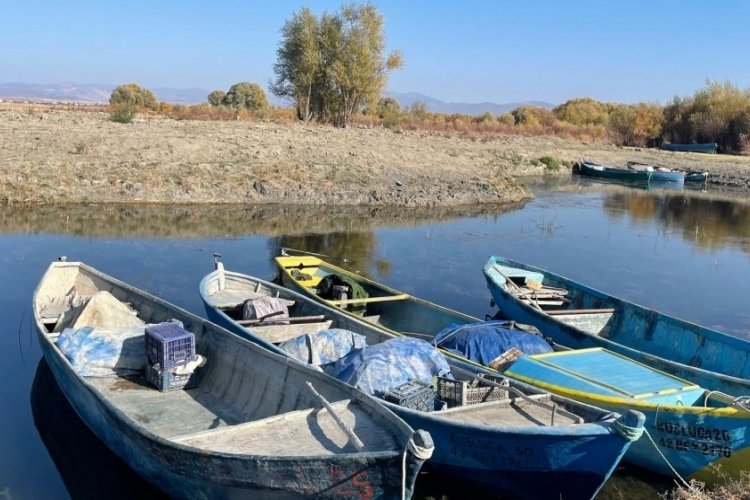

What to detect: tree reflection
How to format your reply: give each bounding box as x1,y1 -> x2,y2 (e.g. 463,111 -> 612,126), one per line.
603,191 -> 750,252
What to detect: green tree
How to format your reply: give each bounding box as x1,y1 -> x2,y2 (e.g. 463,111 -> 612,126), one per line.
272,3 -> 403,127
207,90 -> 226,106
109,83 -> 158,110
271,7 -> 321,121
223,82 -> 269,111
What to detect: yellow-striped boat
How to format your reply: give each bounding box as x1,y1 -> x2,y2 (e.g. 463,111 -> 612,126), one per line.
503,347 -> 750,484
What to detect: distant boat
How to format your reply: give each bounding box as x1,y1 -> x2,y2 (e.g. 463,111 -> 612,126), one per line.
576,160 -> 652,182
685,171 -> 709,183
204,255 -> 646,500
626,161 -> 685,183
661,143 -> 717,154
34,259 -> 431,499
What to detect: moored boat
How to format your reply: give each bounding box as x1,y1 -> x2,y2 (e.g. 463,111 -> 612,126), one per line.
576,160 -> 653,182
202,257 -> 645,500
661,143 -> 717,154
500,344 -> 750,483
482,255 -> 750,397
34,259 -> 432,499
626,161 -> 686,183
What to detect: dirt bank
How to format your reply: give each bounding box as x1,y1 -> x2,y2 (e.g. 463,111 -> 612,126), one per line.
2,108 -> 750,207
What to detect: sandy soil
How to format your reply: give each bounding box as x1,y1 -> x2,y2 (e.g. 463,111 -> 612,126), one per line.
2,108 -> 750,207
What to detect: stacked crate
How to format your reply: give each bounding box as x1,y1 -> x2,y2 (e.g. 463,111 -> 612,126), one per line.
144,322 -> 198,391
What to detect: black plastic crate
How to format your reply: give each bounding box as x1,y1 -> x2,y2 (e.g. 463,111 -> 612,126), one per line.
145,322 -> 195,369
145,363 -> 201,392
381,380 -> 434,412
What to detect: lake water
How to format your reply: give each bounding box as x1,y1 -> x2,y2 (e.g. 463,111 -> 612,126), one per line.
2,177 -> 749,499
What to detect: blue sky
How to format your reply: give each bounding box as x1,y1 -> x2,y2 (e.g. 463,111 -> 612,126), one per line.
2,0 -> 749,105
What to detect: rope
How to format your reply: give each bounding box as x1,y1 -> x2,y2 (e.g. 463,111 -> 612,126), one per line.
401,433 -> 434,500
732,396 -> 750,410
642,428 -> 697,492
612,417 -> 644,442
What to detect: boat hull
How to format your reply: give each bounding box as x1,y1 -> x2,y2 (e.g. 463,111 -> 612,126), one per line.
35,262 -> 426,500
483,257 -> 750,398
504,365 -> 750,483
578,161 -> 652,182
649,171 -> 685,182
389,404 -> 634,500
203,265 -> 641,500
661,143 -> 717,154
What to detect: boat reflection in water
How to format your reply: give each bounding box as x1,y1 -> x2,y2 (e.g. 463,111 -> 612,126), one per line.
30,359 -> 167,500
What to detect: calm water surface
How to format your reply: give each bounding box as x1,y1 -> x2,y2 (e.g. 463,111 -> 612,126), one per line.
2,178 -> 749,499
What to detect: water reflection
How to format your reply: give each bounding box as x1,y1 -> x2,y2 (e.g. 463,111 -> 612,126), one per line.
603,190 -> 750,252
30,359 -> 167,500
0,202 -> 526,238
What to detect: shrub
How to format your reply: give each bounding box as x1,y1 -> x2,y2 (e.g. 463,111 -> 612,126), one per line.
223,82 -> 269,112
110,83 -> 158,110
539,156 -> 560,171
207,90 -> 226,106
109,103 -> 136,123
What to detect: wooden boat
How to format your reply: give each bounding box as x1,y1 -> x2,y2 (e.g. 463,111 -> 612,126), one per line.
576,160 -> 652,182
661,143 -> 717,154
207,254 -> 648,499
503,347 -> 750,484
34,259 -> 432,499
626,161 -> 685,183
482,256 -> 750,397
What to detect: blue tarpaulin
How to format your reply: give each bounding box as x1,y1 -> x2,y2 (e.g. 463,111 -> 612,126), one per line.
278,328 -> 368,365
433,320 -> 552,366
326,337 -> 452,396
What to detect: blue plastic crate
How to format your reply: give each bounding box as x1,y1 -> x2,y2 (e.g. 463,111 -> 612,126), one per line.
380,380 -> 434,412
145,363 -> 201,392
145,322 -> 195,369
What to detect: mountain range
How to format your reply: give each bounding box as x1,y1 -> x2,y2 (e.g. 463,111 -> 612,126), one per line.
0,82 -> 554,115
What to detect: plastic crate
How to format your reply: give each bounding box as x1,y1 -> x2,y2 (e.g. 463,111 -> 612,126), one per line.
436,377 -> 509,408
146,322 -> 195,369
145,363 -> 201,392
381,380 -> 434,412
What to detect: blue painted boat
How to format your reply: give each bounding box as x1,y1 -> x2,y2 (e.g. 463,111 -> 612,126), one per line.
483,256 -> 750,397
661,143 -> 717,154
503,347 -> 750,484
577,160 -> 652,183
626,161 -> 686,183
34,260 -> 431,499
201,258 -> 645,500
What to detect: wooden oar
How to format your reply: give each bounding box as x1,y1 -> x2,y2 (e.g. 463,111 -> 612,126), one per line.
305,381 -> 365,450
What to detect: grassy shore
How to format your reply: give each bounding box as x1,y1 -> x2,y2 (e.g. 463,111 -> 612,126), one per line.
3,107 -> 750,206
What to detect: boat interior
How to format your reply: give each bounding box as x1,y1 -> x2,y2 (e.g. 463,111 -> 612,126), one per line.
35,263 -> 403,456
204,268 -> 611,429
491,262 -> 616,336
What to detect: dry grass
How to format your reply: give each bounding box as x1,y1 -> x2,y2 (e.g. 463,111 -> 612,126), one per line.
2,103 -> 750,206
668,473 -> 750,500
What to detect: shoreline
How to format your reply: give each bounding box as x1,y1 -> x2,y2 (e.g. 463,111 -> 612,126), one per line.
3,108 -> 750,207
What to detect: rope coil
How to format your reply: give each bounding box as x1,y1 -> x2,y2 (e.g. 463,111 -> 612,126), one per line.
402,432 -> 435,500
612,417 -> 644,442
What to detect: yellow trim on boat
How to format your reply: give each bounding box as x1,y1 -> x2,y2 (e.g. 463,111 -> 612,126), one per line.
504,372 -> 750,417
